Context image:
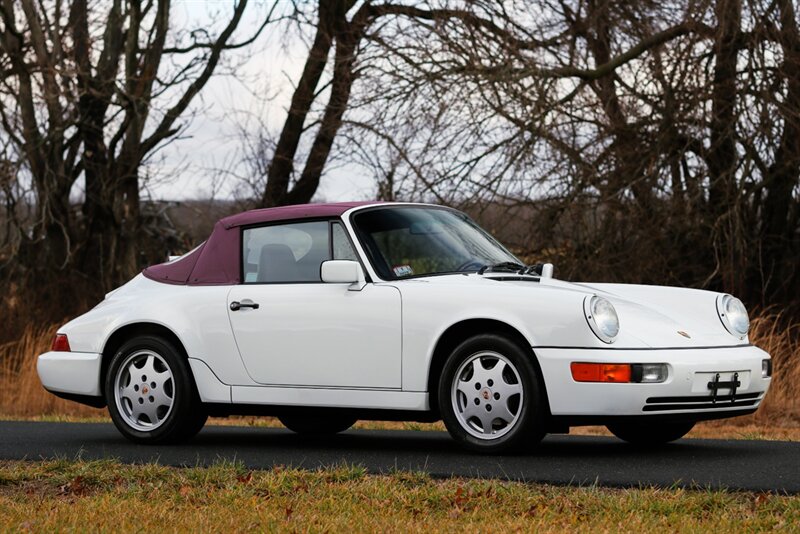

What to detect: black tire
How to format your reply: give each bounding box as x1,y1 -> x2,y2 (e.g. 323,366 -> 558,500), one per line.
607,421 -> 695,446
438,333 -> 547,454
105,335 -> 207,444
279,414 -> 356,435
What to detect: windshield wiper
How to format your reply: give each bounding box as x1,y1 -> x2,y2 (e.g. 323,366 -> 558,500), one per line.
477,261 -> 525,275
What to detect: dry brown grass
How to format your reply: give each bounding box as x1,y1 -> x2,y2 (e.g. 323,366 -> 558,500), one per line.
745,312 -> 800,425
0,323 -> 102,418
1,311 -> 797,431
2,459 -> 799,532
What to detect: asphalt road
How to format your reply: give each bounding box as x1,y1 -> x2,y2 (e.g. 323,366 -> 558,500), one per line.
0,421 -> 796,493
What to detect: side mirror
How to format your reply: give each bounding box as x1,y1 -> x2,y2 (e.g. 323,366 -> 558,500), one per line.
321,260 -> 366,291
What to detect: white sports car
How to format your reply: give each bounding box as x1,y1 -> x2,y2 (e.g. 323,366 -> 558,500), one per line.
38,202 -> 772,452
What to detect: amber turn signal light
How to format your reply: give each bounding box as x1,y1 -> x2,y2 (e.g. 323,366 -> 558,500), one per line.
51,333 -> 71,352
571,362 -> 631,383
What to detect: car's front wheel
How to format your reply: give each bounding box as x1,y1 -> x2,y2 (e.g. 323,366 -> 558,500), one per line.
607,421 -> 695,446
105,335 -> 207,444
438,334 -> 546,453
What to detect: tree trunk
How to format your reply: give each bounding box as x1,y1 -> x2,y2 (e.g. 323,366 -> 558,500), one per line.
260,1 -> 337,207
586,0 -> 653,211
759,0 -> 800,303
287,8 -> 362,204
706,0 -> 742,293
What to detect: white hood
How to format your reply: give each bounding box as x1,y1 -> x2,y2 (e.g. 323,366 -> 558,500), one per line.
541,278 -> 746,348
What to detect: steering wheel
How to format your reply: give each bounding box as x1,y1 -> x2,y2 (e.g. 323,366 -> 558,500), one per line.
455,259 -> 486,272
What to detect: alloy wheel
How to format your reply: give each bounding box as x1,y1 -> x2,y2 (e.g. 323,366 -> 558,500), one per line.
114,350 -> 175,431
450,350 -> 524,440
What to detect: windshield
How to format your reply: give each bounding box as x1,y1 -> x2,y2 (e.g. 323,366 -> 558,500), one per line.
351,206 -> 520,279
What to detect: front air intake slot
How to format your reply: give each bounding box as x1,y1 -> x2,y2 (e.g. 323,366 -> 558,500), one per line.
642,391 -> 763,412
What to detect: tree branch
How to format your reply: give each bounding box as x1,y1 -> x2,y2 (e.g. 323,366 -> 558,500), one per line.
142,0 -> 248,155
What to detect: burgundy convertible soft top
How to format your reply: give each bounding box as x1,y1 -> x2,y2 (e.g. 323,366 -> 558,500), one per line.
143,201 -> 378,285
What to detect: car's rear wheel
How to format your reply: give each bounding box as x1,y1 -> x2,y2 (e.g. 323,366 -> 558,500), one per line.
279,415 -> 356,435
607,421 -> 695,446
438,333 -> 546,453
105,335 -> 207,444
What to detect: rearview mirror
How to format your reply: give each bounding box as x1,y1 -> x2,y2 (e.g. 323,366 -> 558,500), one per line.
321,260 -> 366,291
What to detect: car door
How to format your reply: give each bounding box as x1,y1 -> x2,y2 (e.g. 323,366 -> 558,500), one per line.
227,219 -> 402,389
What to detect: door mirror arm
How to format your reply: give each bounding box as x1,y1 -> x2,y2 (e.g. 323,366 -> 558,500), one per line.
348,264 -> 366,292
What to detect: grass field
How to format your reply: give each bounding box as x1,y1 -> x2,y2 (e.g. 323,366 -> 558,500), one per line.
0,459 -> 797,532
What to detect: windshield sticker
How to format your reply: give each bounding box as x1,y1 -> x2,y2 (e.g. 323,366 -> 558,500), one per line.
393,265 -> 414,277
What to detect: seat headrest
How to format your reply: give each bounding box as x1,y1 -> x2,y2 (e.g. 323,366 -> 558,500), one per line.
257,243 -> 297,282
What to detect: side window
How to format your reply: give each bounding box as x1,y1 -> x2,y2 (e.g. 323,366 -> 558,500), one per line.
243,221 -> 330,283
332,222 -> 358,261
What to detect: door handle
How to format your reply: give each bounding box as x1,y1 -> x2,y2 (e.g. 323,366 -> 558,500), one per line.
230,300 -> 260,311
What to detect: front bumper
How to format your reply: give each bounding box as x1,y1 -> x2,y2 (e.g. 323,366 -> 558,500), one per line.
536,344 -> 771,418
37,351 -> 103,397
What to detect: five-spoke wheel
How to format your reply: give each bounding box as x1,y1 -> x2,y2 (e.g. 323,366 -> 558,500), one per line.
105,335 -> 207,444
439,333 -> 546,453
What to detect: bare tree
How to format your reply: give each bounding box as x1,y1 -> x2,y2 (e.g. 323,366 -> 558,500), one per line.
341,0 -> 799,307
0,0 -> 272,290
256,0 -> 537,208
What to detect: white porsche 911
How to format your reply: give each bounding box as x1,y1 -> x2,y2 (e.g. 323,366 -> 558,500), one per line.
37,202 -> 772,452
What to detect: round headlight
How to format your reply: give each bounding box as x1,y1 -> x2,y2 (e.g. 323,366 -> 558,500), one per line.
584,296 -> 620,343
717,294 -> 749,337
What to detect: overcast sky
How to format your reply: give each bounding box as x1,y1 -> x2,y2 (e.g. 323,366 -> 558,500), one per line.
146,1 -> 375,203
